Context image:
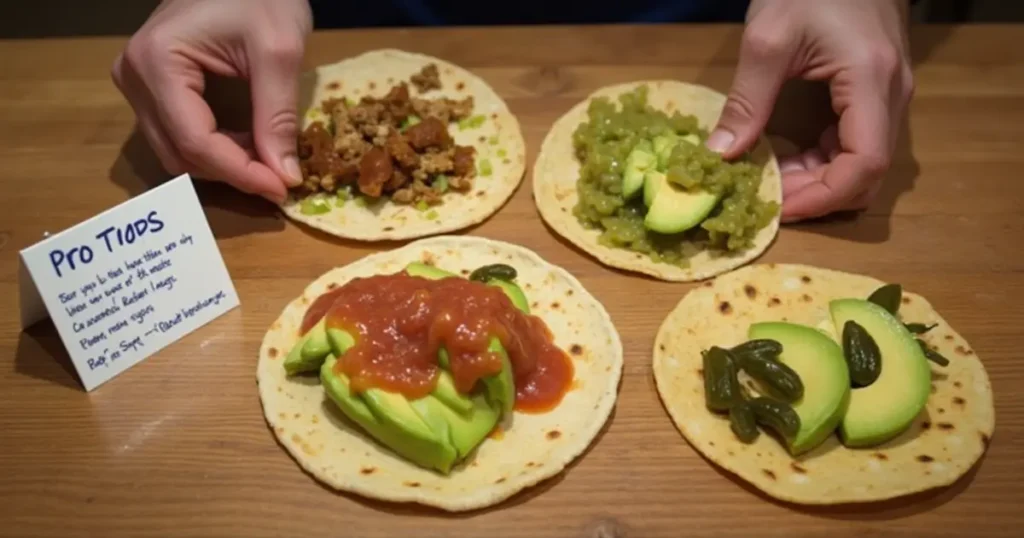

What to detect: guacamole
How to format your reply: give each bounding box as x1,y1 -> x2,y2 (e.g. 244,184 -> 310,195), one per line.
571,85 -> 779,267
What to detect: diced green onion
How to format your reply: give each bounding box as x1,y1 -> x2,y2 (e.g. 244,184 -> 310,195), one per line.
497,148 -> 507,158
415,200 -> 429,212
299,196 -> 331,215
425,209 -> 439,220
488,135 -> 499,145
401,115 -> 421,131
478,158 -> 493,177
433,175 -> 449,193
458,115 -> 486,130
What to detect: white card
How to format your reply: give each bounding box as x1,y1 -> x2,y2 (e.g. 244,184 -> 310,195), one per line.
18,174 -> 240,391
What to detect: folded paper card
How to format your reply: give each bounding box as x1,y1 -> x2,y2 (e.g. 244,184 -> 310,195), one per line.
18,174 -> 240,391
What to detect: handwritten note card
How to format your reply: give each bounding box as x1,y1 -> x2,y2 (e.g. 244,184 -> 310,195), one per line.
19,174 -> 240,391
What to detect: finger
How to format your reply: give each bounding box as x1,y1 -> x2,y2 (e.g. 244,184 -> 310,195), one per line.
112,55 -> 188,174
782,70 -> 892,220
708,24 -> 794,159
801,147 -> 828,171
819,125 -> 840,161
248,36 -> 305,187
149,69 -> 288,204
782,167 -> 819,198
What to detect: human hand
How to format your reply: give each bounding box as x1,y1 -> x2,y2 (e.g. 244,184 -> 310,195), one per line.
111,0 -> 313,204
707,0 -> 914,222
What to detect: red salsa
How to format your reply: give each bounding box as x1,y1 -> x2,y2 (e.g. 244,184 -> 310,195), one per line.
300,272 -> 574,413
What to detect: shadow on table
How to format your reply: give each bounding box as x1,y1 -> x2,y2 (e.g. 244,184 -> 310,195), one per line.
692,24 -> 959,244
13,319 -> 82,391
106,75 -> 287,240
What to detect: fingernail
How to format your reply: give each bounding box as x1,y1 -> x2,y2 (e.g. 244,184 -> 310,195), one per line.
779,160 -> 803,174
282,156 -> 303,187
706,129 -> 735,154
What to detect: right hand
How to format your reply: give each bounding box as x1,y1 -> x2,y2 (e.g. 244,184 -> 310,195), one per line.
111,0 -> 313,204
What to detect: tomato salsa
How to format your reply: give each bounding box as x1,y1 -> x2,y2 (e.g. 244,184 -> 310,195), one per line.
300,271 -> 574,413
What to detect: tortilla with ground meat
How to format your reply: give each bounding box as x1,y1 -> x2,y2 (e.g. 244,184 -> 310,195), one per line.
282,49 -> 526,241
532,81 -> 781,282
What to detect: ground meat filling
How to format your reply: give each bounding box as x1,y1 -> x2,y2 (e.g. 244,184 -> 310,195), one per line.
295,63 -> 477,205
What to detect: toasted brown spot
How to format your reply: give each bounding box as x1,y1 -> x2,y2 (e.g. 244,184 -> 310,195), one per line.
570,344 -> 583,355
455,81 -> 465,91
944,334 -> 954,341
768,297 -> 781,307
566,288 -> 574,296
360,467 -> 376,475
931,384 -> 937,394
953,396 -> 966,406
719,301 -> 733,315
421,252 -> 437,266
276,387 -> 282,393
709,441 -> 715,447
369,81 -> 376,90
954,381 -> 962,388
476,191 -> 486,198
327,81 -> 340,90
471,462 -> 479,467
546,430 -> 562,440
801,294 -> 812,303
728,451 -> 735,457
697,368 -> 704,378
502,158 -> 511,165
291,434 -> 302,444
791,463 -> 807,473
404,481 -> 421,487
872,452 -> 888,461
268,347 -> 278,358
981,432 -> 991,448
311,415 -> 319,424
293,413 -> 301,419
300,296 -> 309,305
744,285 -> 757,299
955,345 -> 969,355
922,421 -> 932,430
917,455 -> 934,463
938,407 -> 946,414
526,461 -> 536,467
552,301 -> 561,309
478,135 -> 486,143
763,469 -> 776,480
326,282 -> 338,290
531,301 -> 538,309
902,296 -> 912,304
279,412 -> 286,419
491,112 -> 498,119
275,427 -> 284,434
383,226 -> 394,232
800,275 -> 811,283
494,477 -> 506,484
659,344 -> 666,351
605,366 -> 611,372
937,422 -> 955,431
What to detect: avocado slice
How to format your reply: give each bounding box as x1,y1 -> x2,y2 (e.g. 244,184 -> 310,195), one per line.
412,393 -> 500,459
748,322 -> 851,456
431,369 -> 474,414
487,278 -> 530,314
283,317 -> 332,375
643,171 -> 720,235
622,141 -> 656,200
643,170 -> 665,208
326,327 -> 356,357
404,261 -> 454,280
829,299 -> 931,447
481,338 -> 516,417
652,133 -> 700,169
320,356 -> 458,473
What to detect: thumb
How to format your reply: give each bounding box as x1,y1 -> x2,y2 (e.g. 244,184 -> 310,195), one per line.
249,37 -> 305,188
708,27 -> 793,159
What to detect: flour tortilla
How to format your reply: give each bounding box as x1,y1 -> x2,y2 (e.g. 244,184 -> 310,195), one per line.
653,263 -> 994,504
533,81 -> 782,282
281,49 -> 527,241
257,236 -> 623,511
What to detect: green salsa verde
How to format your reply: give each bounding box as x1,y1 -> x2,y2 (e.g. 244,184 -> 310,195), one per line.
571,85 -> 779,267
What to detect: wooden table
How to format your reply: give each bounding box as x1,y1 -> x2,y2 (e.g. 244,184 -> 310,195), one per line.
2,24 -> 1023,538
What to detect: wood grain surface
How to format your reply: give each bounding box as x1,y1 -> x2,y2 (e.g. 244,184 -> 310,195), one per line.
2,24 -> 1023,538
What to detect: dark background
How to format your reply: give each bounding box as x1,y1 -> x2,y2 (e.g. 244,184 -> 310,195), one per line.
0,0 -> 1020,39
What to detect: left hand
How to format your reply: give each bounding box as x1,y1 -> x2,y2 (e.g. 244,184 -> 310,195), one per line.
706,0 -> 914,222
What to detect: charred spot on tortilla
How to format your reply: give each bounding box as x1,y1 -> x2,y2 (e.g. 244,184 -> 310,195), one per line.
938,422 -> 955,431
744,284 -> 757,299
954,381 -> 962,388
954,396 -> 966,406
491,112 -> 498,120
718,301 -> 732,315
872,452 -> 888,461
384,226 -> 394,232
369,81 -> 376,90
404,481 -> 421,487
922,421 -> 932,430
327,282 -> 338,290
800,275 -> 811,283
551,301 -> 561,309
800,294 -> 812,303
956,345 -> 969,355
938,407 -> 945,414
762,469 -> 776,480
268,347 -> 278,358
570,344 -> 583,356
360,467 -> 376,475
327,81 -> 340,90
768,297 -> 781,306
917,455 -> 934,463
547,430 -> 562,440
460,269 -> 470,276
456,81 -> 466,91
945,335 -> 954,341
791,463 -> 807,473
658,344 -> 666,351
902,296 -> 912,304
495,477 -> 506,484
